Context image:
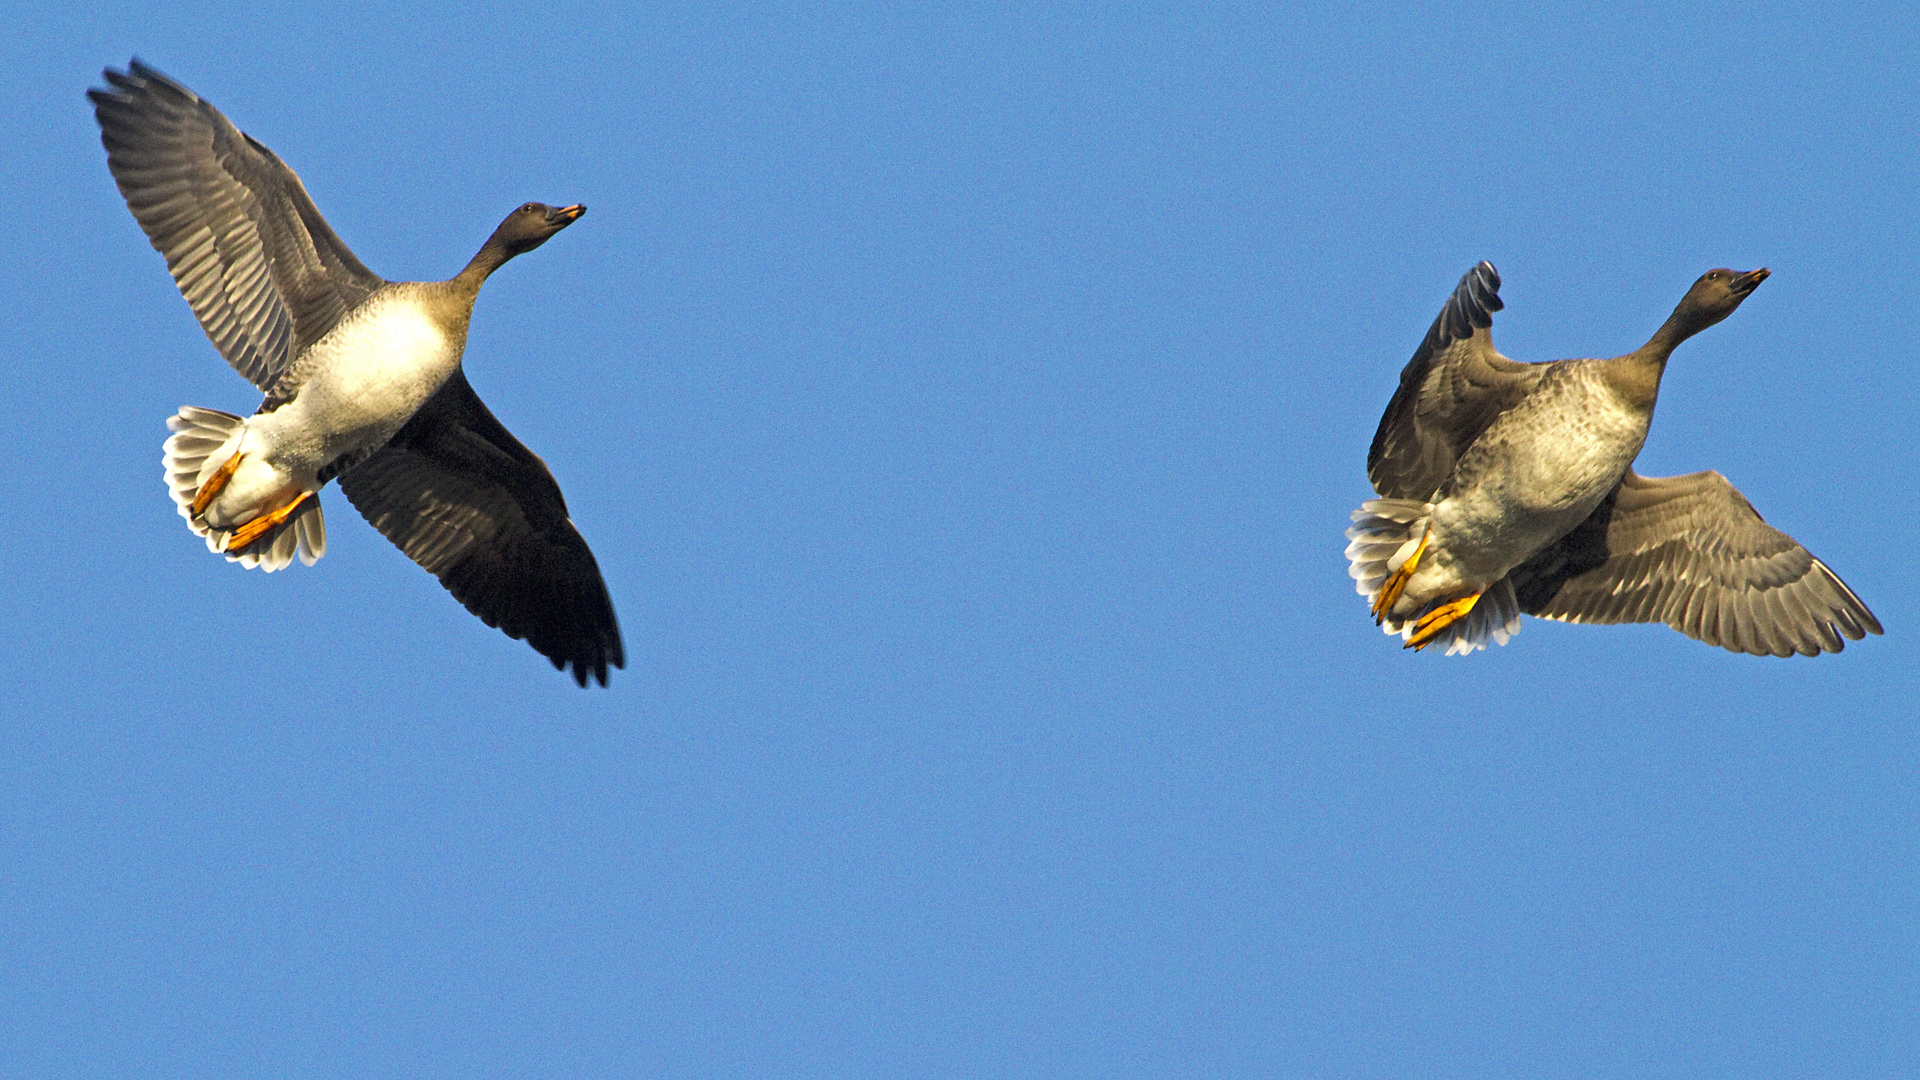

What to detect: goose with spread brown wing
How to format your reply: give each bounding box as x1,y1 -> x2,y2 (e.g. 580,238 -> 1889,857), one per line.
1346,261 -> 1880,657
90,60 -> 623,686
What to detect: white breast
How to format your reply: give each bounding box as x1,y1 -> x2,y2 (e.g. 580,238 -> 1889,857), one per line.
254,292 -> 465,475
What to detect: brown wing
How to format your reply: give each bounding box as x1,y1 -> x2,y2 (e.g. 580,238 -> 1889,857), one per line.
1510,469 -> 1881,656
1367,262 -> 1546,500
336,371 -> 625,687
90,60 -> 384,396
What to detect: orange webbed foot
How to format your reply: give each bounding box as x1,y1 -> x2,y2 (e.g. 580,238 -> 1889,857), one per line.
190,452 -> 244,517
225,490 -> 314,553
1404,591 -> 1483,651
1371,528 -> 1432,625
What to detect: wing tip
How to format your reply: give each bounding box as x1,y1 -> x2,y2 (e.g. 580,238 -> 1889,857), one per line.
1452,260 -> 1504,328
559,639 -> 625,689
1469,260 -> 1502,306
93,58 -> 179,101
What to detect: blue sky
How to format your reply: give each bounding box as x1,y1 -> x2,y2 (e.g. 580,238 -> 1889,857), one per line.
3,3 -> 1917,1077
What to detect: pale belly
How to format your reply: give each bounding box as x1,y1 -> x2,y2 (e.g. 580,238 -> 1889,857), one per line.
254,299 -> 463,477
198,297 -> 462,528
1419,374 -> 1648,592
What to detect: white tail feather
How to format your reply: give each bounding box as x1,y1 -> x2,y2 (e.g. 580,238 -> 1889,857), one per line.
1344,498 -> 1432,601
161,407 -> 326,572
1430,577 -> 1522,656
163,406 -> 245,528
295,499 -> 326,565
1343,497 -> 1522,655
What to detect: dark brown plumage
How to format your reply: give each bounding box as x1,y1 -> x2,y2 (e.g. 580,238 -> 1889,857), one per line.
338,370 -> 623,685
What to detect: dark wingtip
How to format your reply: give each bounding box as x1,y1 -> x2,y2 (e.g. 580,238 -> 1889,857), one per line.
102,57 -> 153,87
90,59 -> 137,102
92,58 -> 194,110
1468,261 -> 1503,316
1433,260 -> 1503,344
558,649 -> 619,688
572,657 -> 611,689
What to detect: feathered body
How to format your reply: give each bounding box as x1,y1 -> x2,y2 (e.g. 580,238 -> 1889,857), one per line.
94,59 -> 624,685
1422,359 -> 1651,597
181,286 -> 465,539
1347,262 -> 1879,657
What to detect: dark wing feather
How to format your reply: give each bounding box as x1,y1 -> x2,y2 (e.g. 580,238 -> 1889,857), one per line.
1510,469 -> 1881,656
1368,262 -> 1546,500
89,60 -> 384,395
337,370 -> 625,687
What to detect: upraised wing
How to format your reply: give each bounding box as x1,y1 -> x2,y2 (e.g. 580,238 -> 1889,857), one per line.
1509,469 -> 1881,656
90,60 -> 385,396
1367,262 -> 1545,501
337,370 -> 625,687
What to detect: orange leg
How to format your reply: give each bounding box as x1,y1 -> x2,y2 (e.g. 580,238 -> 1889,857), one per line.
1371,528 -> 1432,625
1405,591 -> 1483,651
190,452 -> 244,516
225,490 -> 313,553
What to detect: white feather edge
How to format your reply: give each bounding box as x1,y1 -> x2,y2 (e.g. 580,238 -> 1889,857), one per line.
162,407 -> 325,572
1344,498 -> 1520,655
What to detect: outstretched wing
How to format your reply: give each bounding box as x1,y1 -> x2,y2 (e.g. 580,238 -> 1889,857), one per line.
1509,469 -> 1881,656
1367,262 -> 1546,500
90,60 -> 384,395
337,370 -> 625,687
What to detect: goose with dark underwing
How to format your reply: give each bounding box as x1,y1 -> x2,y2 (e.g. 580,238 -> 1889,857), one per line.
1345,261 -> 1880,657
90,60 -> 623,686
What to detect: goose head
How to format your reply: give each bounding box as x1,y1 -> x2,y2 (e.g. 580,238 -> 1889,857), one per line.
489,202 -> 586,259
1665,266 -> 1769,341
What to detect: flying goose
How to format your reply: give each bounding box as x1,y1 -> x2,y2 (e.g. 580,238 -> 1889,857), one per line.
91,60 -> 624,686
1345,261 -> 1880,657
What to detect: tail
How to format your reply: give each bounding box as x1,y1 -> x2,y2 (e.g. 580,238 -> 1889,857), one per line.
1344,498 -> 1432,609
1344,499 -> 1520,655
1426,577 -> 1520,656
163,407 -> 326,572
